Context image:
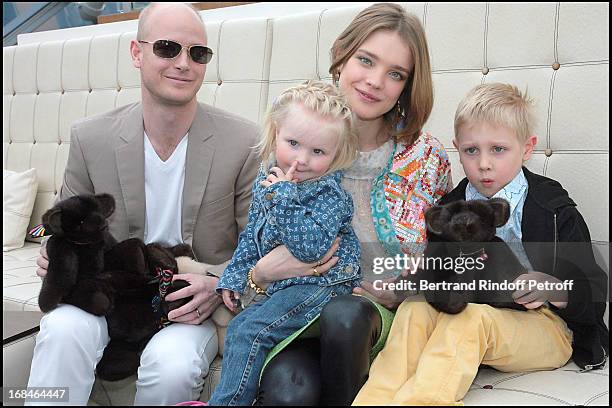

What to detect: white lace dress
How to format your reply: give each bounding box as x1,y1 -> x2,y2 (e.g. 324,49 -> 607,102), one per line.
342,140 -> 397,281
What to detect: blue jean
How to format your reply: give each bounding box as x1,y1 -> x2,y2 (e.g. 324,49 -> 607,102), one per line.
209,283 -> 353,406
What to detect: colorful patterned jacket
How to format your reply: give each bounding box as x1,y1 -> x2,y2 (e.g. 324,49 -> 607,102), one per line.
373,132 -> 452,257
217,167 -> 361,296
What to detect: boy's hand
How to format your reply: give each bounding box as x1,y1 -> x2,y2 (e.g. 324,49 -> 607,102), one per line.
260,161 -> 298,188
222,289 -> 241,312
512,271 -> 569,309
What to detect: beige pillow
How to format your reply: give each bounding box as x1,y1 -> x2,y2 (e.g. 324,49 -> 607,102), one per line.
3,168 -> 39,251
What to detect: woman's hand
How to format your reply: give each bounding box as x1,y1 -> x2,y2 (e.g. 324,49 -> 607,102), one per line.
252,238 -> 341,289
165,274 -> 223,324
353,277 -> 405,310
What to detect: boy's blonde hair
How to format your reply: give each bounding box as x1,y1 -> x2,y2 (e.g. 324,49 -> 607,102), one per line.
257,80 -> 359,174
454,83 -> 535,143
330,3 -> 433,146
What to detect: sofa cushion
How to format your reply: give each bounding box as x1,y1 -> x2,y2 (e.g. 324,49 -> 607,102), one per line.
465,362 -> 609,405
3,242 -> 41,311
3,168 -> 38,251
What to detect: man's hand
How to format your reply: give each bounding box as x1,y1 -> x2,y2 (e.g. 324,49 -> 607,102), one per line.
165,274 -> 223,324
36,246 -> 49,279
512,271 -> 569,309
260,161 -> 298,188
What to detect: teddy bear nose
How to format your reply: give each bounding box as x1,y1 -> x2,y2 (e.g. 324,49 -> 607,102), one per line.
452,214 -> 477,238
453,214 -> 474,227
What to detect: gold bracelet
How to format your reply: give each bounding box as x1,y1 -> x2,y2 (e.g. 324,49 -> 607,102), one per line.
247,266 -> 266,295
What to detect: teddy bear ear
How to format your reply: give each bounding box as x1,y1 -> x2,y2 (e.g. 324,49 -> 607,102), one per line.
170,243 -> 195,259
425,205 -> 448,235
489,198 -> 510,227
42,208 -> 63,235
95,194 -> 115,218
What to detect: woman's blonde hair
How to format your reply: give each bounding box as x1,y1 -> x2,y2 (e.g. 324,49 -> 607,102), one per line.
256,80 -> 359,174
454,83 -> 535,143
330,3 -> 433,146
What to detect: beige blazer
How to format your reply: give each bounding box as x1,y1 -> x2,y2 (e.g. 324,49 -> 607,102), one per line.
60,102 -> 260,270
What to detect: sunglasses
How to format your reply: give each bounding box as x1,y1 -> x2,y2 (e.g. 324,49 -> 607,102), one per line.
138,39 -> 214,65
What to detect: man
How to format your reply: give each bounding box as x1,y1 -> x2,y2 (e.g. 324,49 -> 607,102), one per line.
26,3 -> 259,405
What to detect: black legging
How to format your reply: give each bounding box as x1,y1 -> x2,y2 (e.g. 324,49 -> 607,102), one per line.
257,295 -> 382,405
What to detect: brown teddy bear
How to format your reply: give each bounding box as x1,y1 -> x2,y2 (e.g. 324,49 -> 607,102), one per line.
37,193 -> 194,380
421,198 -> 528,314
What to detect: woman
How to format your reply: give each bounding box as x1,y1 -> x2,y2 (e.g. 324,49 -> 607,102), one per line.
249,3 -> 451,405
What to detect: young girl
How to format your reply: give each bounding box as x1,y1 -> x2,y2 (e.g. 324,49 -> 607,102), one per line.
208,80 -> 361,406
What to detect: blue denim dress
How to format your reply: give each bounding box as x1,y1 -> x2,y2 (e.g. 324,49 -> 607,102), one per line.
211,167 -> 361,406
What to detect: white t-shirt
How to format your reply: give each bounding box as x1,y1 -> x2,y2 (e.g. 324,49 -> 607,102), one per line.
143,132 -> 188,246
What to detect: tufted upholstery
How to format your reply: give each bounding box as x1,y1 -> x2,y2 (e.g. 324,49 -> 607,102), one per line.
3,2 -> 608,405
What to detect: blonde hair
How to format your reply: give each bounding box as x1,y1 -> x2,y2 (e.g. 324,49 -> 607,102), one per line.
454,83 -> 535,143
330,3 -> 433,146
257,80 -> 358,174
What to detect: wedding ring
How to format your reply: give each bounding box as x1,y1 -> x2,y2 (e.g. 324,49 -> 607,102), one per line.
312,267 -> 320,277
316,260 -> 324,266
195,308 -> 201,318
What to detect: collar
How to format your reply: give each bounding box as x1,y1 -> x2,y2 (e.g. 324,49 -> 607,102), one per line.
443,167 -> 576,212
466,169 -> 528,214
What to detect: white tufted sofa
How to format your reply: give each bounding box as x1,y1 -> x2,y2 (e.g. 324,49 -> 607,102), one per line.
3,3 -> 609,405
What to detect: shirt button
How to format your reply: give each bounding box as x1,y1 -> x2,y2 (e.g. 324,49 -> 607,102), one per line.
345,265 -> 354,273
269,216 -> 276,225
265,193 -> 275,201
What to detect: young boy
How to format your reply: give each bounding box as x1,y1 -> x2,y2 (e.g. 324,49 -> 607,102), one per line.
353,83 -> 608,405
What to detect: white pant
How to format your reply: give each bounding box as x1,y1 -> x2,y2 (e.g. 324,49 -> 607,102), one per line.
26,304 -> 218,405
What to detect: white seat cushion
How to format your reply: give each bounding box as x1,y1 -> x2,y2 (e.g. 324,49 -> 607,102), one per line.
466,362 -> 609,405
3,242 -> 41,311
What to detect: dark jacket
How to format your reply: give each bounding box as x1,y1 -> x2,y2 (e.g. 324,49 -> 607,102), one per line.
439,167 -> 608,370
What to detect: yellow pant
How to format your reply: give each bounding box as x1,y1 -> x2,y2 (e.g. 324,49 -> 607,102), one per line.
353,301 -> 573,406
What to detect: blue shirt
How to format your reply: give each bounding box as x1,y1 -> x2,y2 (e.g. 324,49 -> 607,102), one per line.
466,169 -> 533,270
217,166 -> 361,296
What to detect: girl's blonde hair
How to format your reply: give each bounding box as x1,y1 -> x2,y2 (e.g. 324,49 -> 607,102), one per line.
329,3 -> 433,146
454,83 -> 535,143
257,80 -> 359,174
